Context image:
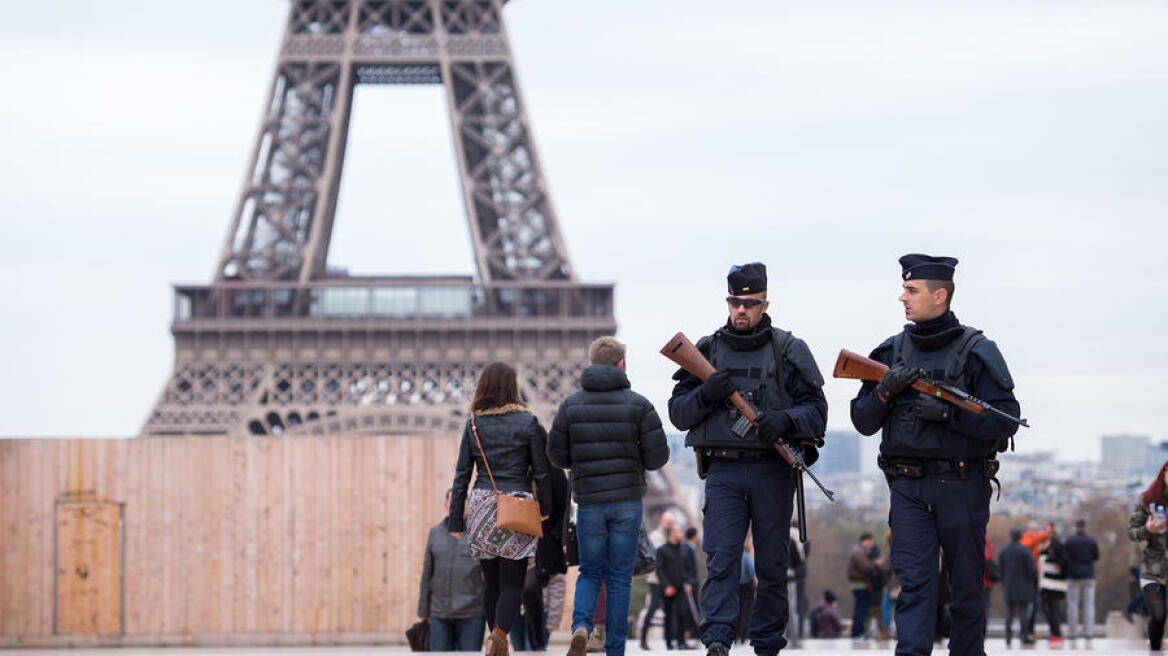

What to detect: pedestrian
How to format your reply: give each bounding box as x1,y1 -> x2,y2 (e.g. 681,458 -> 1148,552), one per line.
1037,523 -> 1066,646
1128,460 -> 1168,651
687,526 -> 708,588
641,512 -> 676,649
658,524 -> 697,650
449,362 -> 554,656
881,530 -> 896,638
668,262 -> 828,656
999,526 -> 1037,646
867,541 -> 891,640
847,533 -> 878,638
418,488 -> 487,651
1064,518 -> 1099,641
547,336 -> 670,656
786,523 -> 809,641
982,535 -> 999,635
810,590 -> 843,639
1019,520 -> 1048,640
684,527 -> 704,642
848,254 -> 1021,656
1126,540 -> 1149,622
521,465 -> 571,650
736,540 -> 756,644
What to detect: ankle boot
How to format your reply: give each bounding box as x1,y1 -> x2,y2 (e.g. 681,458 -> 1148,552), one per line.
485,627 -> 509,656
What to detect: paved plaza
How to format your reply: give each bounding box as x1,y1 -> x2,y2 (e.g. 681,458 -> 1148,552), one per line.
3,638 -> 1158,656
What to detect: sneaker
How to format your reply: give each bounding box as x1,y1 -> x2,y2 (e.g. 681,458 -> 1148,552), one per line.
567,627 -> 589,656
585,625 -> 605,653
706,642 -> 730,656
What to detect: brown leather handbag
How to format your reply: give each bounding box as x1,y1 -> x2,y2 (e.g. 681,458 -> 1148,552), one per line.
470,415 -> 543,537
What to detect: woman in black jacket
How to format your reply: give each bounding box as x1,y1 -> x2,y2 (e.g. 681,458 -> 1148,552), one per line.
449,362 -> 552,656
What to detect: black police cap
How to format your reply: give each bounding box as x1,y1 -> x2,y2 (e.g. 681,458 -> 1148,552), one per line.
899,253 -> 958,281
727,262 -> 766,295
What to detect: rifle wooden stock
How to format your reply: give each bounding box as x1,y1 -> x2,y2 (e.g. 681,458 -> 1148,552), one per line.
832,349 -> 986,416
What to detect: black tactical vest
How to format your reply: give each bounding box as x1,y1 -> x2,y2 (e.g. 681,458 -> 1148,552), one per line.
684,330 -> 789,450
883,325 -> 989,458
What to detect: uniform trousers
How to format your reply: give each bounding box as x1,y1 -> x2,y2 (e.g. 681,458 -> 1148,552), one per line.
699,457 -> 794,652
888,468 -> 990,656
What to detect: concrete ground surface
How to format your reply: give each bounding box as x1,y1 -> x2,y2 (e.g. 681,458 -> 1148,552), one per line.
2,639 -> 1159,656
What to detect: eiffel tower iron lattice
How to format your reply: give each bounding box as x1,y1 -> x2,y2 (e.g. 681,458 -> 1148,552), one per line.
143,0 -> 615,437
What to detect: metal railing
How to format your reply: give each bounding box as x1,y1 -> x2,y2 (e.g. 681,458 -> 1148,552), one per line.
173,279 -> 614,323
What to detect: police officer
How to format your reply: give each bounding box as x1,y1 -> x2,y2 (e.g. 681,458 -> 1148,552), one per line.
849,254 -> 1021,656
669,263 -> 827,656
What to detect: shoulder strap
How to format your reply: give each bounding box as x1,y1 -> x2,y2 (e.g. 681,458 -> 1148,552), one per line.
944,326 -> 984,383
770,328 -> 791,407
892,331 -> 910,366
469,415 -> 499,493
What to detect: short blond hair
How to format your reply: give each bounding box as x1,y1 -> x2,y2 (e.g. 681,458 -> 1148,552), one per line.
589,336 -> 626,366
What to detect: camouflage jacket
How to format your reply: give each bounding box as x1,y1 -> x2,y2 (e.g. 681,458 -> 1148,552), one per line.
1129,498 -> 1168,585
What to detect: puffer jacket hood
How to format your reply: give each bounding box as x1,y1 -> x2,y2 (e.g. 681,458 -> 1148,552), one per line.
580,364 -> 630,392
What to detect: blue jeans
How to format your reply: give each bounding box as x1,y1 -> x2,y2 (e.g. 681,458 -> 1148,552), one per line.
572,499 -> 643,656
429,616 -> 486,651
851,589 -> 871,637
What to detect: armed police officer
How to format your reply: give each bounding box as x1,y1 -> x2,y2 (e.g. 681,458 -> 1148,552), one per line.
850,254 -> 1021,656
669,263 -> 827,656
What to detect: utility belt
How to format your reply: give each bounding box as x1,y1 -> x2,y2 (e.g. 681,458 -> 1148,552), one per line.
706,448 -> 780,461
695,447 -> 780,479
878,453 -> 999,480
878,454 -> 1002,499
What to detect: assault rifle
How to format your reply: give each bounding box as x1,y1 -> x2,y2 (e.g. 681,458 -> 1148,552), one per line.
832,349 -> 1029,428
660,332 -> 836,543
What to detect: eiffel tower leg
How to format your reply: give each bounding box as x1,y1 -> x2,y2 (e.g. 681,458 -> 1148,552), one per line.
444,58 -> 573,282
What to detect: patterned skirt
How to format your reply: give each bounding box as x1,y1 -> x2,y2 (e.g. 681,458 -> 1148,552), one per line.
467,487 -> 538,561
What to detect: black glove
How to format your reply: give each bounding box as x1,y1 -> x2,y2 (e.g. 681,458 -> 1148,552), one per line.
875,364 -> 921,403
799,443 -> 820,467
755,411 -> 794,444
913,394 -> 952,422
700,370 -> 735,405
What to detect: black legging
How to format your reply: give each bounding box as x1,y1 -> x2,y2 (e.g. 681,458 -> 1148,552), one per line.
483,557 -> 528,633
1145,583 -> 1167,650
1040,590 -> 1063,638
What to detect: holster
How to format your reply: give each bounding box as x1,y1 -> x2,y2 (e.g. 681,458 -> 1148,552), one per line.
696,449 -> 710,480
877,453 -> 922,481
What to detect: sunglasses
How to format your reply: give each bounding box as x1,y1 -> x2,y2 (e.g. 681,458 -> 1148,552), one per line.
726,296 -> 765,309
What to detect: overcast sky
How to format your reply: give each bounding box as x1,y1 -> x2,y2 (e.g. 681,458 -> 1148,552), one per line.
2,1 -> 1166,463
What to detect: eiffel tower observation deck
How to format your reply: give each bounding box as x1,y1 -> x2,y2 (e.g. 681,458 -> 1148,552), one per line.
143,0 -> 616,437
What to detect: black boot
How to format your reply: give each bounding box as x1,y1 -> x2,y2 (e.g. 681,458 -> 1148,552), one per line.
705,642 -> 730,656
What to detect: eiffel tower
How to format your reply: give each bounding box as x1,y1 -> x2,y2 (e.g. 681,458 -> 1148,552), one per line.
143,0 -> 615,437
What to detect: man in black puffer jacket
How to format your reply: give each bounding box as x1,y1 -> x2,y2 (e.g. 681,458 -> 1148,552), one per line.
548,336 -> 669,656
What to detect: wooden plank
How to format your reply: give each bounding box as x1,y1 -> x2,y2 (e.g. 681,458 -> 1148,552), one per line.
121,437 -> 143,635
0,442 -> 27,634
32,441 -> 50,636
55,501 -> 122,635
